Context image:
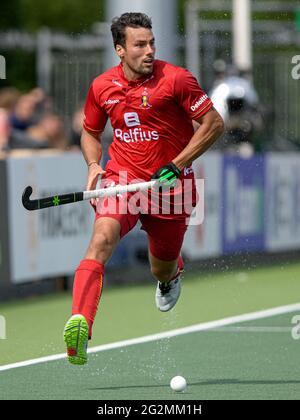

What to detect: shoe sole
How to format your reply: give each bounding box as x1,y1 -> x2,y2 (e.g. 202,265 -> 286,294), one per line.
63,315 -> 88,365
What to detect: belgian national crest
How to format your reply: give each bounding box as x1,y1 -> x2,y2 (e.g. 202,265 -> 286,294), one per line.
140,88 -> 152,109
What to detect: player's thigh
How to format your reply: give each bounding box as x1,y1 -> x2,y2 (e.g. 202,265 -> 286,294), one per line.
95,204 -> 140,240
140,215 -> 188,262
95,174 -> 140,239
92,216 -> 121,248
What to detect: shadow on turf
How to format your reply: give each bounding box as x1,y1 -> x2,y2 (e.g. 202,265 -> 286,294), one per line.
88,378 -> 300,391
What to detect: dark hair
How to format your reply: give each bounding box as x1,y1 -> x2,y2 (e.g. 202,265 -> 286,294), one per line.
111,12 -> 152,48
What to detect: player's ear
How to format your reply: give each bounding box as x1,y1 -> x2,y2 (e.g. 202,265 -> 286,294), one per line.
115,44 -> 124,59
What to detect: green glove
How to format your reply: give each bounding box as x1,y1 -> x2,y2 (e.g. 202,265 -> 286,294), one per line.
151,162 -> 181,188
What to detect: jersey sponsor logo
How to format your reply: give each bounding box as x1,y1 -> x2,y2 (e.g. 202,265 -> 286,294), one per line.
104,99 -> 120,105
140,88 -> 152,109
114,128 -> 159,143
184,166 -> 194,176
190,94 -> 208,112
124,112 -> 141,127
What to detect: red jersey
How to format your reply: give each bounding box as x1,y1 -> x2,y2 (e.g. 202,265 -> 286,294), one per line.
83,59 -> 213,181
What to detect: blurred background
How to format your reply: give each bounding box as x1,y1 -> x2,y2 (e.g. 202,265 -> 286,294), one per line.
0,0 -> 300,303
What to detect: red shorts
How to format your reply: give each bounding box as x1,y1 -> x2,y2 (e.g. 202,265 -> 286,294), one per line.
96,209 -> 188,261
94,171 -> 193,261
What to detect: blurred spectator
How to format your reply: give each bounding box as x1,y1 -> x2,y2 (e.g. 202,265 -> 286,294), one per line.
0,87 -> 21,112
0,87 -> 19,149
0,86 -> 83,151
28,87 -> 53,121
9,93 -> 36,130
9,128 -> 49,149
9,86 -> 52,130
29,87 -> 46,106
0,86 -> 48,150
0,108 -> 10,150
27,113 -> 69,150
69,104 -> 84,148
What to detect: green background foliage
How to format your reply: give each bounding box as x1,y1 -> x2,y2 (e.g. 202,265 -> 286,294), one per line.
0,0 -> 105,32
0,0 -> 298,90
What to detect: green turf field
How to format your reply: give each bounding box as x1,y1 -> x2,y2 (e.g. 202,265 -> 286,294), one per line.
1,261 -> 300,399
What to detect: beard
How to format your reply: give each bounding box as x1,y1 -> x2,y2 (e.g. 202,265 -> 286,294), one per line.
127,60 -> 154,76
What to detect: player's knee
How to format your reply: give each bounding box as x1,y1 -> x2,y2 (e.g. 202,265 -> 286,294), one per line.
92,231 -> 115,251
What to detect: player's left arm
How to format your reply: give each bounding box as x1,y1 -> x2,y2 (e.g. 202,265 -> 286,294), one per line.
172,107 -> 224,170
151,108 -> 224,186
151,69 -> 224,186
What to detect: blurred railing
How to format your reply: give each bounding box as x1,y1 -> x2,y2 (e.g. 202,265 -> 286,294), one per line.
1,1 -> 300,145
0,28 -> 107,129
185,0 -> 300,147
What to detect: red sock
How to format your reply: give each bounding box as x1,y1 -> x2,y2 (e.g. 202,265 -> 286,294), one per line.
72,259 -> 104,339
170,255 -> 184,281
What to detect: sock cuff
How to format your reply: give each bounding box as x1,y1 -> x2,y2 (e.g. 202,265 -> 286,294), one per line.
170,256 -> 184,281
76,259 -> 104,275
170,266 -> 184,281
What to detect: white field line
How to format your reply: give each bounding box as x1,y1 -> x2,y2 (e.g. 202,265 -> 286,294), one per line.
1,302 -> 300,372
209,326 -> 292,333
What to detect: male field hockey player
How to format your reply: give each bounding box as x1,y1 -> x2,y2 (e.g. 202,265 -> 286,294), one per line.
64,12 -> 224,365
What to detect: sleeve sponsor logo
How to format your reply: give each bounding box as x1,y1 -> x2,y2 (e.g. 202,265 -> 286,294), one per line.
190,94 -> 209,112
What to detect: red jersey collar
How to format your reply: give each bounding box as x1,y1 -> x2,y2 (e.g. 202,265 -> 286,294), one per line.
117,62 -> 155,86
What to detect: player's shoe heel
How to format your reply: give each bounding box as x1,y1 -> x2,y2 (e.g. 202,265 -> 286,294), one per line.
63,314 -> 88,365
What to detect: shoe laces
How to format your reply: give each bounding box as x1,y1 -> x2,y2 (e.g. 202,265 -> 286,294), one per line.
159,278 -> 178,295
159,281 -> 171,295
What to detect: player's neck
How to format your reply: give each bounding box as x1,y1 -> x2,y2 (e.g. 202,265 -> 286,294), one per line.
121,62 -> 152,81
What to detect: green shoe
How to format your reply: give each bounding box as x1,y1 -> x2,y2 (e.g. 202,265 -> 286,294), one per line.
63,314 -> 88,365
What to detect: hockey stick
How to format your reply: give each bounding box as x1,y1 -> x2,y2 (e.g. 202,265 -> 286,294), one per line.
22,180 -> 156,211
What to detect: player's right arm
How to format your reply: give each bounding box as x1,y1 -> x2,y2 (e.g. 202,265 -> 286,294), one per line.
81,81 -> 108,201
80,129 -> 106,193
